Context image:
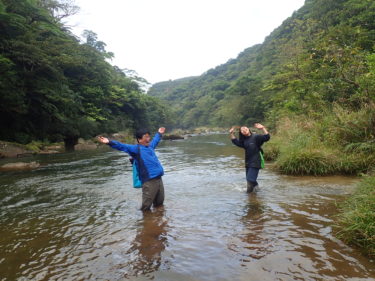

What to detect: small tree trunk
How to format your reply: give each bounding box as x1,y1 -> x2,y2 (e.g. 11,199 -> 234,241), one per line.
64,136 -> 78,152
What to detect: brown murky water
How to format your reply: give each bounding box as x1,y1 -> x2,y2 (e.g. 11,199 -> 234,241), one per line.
0,134 -> 374,281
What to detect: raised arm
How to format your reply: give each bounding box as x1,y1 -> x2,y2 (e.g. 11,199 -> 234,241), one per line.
229,127 -> 245,148
150,127 -> 165,149
254,123 -> 270,143
254,123 -> 269,135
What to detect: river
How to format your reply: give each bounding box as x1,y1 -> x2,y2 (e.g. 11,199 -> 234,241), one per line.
0,134 -> 374,281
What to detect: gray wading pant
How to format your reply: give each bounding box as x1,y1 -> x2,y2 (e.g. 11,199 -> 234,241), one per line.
141,177 -> 165,211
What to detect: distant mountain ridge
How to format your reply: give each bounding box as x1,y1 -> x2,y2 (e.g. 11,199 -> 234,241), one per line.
148,0 -> 375,128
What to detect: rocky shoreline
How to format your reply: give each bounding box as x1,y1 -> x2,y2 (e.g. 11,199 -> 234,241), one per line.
0,128 -> 227,171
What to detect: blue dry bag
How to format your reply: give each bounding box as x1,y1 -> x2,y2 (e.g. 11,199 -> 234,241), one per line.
132,161 -> 142,188
132,144 -> 142,188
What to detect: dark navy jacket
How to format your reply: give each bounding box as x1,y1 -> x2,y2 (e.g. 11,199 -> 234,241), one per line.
232,133 -> 270,169
108,133 -> 164,183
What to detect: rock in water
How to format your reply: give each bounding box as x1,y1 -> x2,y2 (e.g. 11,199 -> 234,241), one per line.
0,161 -> 40,171
162,134 -> 185,140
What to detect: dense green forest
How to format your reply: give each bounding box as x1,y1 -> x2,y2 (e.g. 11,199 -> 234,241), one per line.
0,0 -> 172,149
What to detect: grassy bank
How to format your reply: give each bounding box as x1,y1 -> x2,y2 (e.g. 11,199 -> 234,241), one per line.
335,176 -> 375,257
263,103 -> 375,176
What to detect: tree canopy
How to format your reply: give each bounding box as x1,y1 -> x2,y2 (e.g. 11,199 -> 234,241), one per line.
0,0 -> 172,148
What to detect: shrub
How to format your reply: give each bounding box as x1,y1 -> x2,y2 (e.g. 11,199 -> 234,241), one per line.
336,176 -> 375,257
275,149 -> 336,175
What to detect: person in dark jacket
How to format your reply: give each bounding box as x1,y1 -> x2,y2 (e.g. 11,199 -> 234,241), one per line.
230,124 -> 270,193
97,127 -> 166,211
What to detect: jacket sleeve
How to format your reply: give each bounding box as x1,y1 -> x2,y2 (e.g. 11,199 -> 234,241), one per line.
231,138 -> 245,148
256,134 -> 270,146
108,140 -> 137,154
150,132 -> 162,149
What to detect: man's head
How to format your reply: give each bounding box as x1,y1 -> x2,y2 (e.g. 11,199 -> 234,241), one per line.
135,129 -> 151,146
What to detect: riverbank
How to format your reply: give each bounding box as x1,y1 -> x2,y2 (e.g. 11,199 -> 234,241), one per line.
263,104 -> 375,176
336,175 -> 375,257
0,127 -> 227,160
260,104 -> 375,258
0,140 -> 65,158
0,131 -> 134,160
164,127 -> 227,139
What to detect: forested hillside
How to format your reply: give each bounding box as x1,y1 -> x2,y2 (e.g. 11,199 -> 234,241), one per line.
149,0 -> 375,129
0,0 -> 172,149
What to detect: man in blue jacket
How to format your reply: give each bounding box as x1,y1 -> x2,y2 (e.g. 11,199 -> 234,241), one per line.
97,127 -> 166,211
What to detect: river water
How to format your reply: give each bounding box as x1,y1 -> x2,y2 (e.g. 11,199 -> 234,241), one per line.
0,134 -> 374,281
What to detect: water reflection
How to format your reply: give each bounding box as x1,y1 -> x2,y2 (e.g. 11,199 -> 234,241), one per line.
123,208 -> 169,278
239,193 -> 270,261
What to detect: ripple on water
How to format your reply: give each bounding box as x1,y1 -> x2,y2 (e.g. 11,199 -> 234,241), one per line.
0,135 -> 373,281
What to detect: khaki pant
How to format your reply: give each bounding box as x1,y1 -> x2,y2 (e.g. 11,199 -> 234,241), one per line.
141,177 -> 164,211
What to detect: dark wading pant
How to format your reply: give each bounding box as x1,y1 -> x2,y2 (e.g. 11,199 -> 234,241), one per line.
246,166 -> 260,193
141,177 -> 165,211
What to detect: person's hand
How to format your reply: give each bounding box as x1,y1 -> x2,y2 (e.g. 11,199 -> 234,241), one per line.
229,127 -> 235,134
254,123 -> 265,129
97,136 -> 109,144
158,127 -> 166,134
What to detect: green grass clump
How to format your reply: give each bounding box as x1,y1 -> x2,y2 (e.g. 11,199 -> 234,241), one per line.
336,154 -> 375,175
276,149 -> 336,176
25,141 -> 46,152
336,176 -> 375,257
263,143 -> 280,161
268,103 -> 375,176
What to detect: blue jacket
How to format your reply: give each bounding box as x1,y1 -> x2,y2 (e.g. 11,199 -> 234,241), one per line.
108,133 -> 164,183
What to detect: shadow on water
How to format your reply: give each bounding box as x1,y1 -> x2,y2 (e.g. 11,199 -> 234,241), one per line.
0,134 -> 374,281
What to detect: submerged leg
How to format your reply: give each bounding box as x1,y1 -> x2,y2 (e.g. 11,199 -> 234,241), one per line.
247,181 -> 256,193
140,179 -> 159,211
246,167 -> 260,193
153,179 -> 165,207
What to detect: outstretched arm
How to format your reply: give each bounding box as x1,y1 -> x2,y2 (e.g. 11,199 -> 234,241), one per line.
150,127 -> 165,149
97,136 -> 137,154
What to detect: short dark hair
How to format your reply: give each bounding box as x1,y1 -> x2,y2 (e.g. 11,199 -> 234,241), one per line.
135,129 -> 150,142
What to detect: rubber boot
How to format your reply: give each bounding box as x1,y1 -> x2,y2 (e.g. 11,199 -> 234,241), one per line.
253,181 -> 259,192
247,181 -> 255,193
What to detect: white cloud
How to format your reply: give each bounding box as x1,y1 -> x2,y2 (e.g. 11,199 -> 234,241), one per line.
66,0 -> 305,84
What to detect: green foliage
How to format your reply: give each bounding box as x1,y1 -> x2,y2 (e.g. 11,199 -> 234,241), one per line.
276,149 -> 337,176
336,176 -> 375,257
25,140 -> 48,152
262,142 -> 280,161
149,0 -> 375,131
267,103 -> 375,176
0,0 -> 172,145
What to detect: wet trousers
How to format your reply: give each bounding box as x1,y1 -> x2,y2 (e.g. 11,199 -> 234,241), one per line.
141,177 -> 164,211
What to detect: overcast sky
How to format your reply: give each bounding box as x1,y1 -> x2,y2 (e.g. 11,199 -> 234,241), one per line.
66,0 -> 305,84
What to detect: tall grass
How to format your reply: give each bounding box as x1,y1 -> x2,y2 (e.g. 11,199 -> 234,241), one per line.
335,176 -> 375,257
266,103 -> 375,176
